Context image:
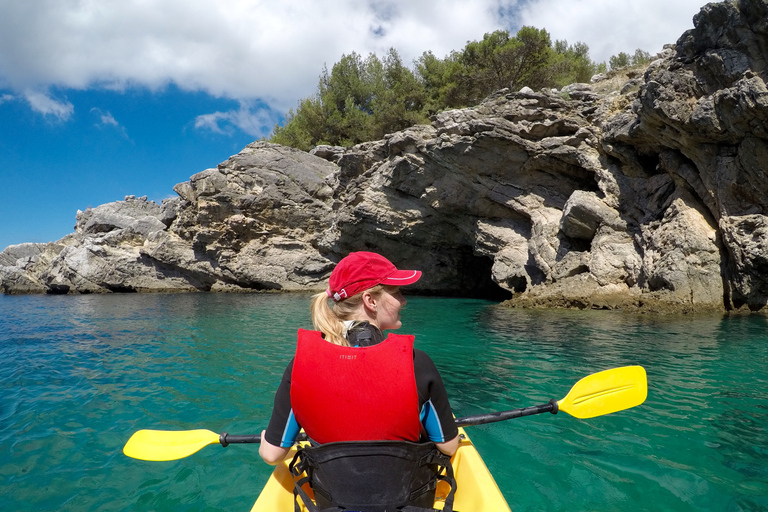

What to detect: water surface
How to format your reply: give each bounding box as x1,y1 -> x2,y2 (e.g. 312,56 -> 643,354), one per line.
1,293 -> 766,511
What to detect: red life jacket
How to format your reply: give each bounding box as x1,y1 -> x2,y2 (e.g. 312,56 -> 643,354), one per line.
290,328 -> 422,444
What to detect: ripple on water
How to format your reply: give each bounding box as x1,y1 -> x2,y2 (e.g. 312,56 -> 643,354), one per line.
1,294 -> 767,511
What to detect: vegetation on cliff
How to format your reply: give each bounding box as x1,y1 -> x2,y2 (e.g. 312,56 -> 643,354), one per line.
269,26 -> 652,150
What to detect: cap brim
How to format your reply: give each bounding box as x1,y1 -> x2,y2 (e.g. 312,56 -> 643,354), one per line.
381,270 -> 421,287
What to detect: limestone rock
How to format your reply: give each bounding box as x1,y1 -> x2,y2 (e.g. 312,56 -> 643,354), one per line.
76,196 -> 165,236
560,191 -> 623,240
0,242 -> 66,294
2,0 -> 768,313
0,243 -> 49,267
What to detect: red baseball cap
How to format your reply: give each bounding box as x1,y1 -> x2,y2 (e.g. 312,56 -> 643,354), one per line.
326,252 -> 421,302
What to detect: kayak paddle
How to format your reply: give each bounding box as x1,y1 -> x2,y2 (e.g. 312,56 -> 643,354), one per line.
123,365 -> 647,461
455,365 -> 647,426
123,429 -> 263,462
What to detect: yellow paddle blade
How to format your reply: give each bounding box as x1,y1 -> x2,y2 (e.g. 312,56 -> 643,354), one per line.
123,429 -> 221,461
558,366 -> 647,419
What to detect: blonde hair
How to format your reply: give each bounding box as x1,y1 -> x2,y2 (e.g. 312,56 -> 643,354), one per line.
310,285 -> 387,346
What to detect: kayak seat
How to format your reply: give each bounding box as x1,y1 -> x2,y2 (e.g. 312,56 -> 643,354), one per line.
288,440 -> 456,512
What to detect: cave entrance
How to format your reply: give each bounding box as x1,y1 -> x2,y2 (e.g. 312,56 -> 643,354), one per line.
342,242 -> 515,301
419,247 -> 513,301
454,250 -> 514,301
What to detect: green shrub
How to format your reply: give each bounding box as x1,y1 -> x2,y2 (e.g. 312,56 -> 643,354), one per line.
270,28 -> 649,150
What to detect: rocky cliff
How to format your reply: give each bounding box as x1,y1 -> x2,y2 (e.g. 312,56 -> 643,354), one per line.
3,0 -> 768,312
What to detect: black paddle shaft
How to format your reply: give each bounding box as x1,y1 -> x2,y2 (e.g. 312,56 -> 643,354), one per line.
217,399 -> 559,446
219,432 -> 309,446
456,399 -> 559,427
219,433 -> 262,446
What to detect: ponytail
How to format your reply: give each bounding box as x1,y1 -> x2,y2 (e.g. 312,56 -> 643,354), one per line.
310,285 -> 386,346
310,292 -> 347,346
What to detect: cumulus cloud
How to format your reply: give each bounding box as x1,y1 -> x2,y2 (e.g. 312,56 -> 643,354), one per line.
22,90 -> 74,121
0,0 -> 708,127
518,0 -> 704,63
0,0 -> 518,114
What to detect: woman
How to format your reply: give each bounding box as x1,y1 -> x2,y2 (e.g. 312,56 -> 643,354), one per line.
259,251 -> 459,465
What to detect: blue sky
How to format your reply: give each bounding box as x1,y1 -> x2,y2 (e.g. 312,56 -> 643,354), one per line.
0,0 -> 706,251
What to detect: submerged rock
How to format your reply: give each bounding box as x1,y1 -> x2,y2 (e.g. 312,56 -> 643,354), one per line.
3,0 -> 768,313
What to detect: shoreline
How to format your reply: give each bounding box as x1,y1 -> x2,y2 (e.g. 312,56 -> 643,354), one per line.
5,285 -> 766,317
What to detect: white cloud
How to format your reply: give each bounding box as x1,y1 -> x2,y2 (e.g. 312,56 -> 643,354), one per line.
99,112 -> 119,127
0,0 -> 518,114
518,0 -> 705,64
195,102 -> 280,138
0,93 -> 14,104
90,108 -> 131,139
0,0 -> 709,125
22,90 -> 74,121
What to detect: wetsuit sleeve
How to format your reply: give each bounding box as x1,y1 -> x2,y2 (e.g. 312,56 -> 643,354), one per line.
264,358 -> 302,448
414,349 -> 459,443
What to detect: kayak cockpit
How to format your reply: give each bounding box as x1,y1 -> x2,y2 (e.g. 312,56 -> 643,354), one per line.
250,427 -> 511,512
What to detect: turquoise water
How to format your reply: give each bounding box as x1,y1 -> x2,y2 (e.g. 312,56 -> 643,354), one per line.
1,293 -> 766,511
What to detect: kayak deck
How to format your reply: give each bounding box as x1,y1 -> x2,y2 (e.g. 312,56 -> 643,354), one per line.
250,427 -> 511,511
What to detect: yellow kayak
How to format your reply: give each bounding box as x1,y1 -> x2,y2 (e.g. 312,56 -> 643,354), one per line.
121,367 -> 646,511
250,427 -> 511,511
